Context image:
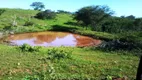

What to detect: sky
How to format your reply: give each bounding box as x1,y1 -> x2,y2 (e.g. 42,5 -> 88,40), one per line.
0,0 -> 141,17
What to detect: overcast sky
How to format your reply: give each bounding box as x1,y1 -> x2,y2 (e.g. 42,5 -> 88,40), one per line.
0,0 -> 141,17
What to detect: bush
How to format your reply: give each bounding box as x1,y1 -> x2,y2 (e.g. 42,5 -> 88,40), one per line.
47,48 -> 72,61
24,21 -> 35,26
99,17 -> 135,33
19,44 -> 41,52
57,10 -> 71,14
35,9 -> 56,20
0,9 -> 5,16
98,40 -> 137,51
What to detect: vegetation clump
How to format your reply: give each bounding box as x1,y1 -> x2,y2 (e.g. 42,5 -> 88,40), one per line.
47,48 -> 72,61
0,9 -> 5,16
74,5 -> 113,29
35,9 -> 56,20
19,44 -> 41,52
24,19 -> 35,26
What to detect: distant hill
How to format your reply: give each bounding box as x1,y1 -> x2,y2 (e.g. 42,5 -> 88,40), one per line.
0,8 -> 74,31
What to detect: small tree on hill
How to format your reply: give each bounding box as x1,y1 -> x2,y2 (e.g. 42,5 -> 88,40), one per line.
30,2 -> 45,11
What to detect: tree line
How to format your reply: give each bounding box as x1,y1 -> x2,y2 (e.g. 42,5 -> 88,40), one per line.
30,2 -> 142,34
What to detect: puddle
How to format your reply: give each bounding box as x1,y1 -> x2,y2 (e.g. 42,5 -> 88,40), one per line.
6,31 -> 101,47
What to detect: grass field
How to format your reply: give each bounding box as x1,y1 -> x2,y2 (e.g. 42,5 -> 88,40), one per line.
0,44 -> 139,80
0,8 -> 141,80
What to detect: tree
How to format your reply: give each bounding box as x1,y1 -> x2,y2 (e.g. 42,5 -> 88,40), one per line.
74,5 -> 113,29
30,2 -> 45,11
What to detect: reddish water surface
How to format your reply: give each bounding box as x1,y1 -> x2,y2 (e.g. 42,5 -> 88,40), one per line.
6,31 -> 101,47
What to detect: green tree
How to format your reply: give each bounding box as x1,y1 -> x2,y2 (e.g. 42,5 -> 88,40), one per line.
30,2 -> 45,11
74,5 -> 113,29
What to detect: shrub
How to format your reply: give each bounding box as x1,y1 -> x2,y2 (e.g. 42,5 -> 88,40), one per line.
24,21 -> 34,26
100,17 -> 135,33
47,48 -> 72,61
35,9 -> 56,20
19,44 -> 41,52
57,10 -> 71,14
23,17 -> 35,26
0,9 -> 5,16
98,40 -> 137,51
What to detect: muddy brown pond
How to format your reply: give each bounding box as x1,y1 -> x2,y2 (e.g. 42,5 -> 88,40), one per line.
5,31 -> 102,47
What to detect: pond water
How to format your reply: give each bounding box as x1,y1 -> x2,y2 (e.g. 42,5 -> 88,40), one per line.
6,31 -> 101,47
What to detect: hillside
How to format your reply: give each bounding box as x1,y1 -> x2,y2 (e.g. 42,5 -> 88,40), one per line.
0,8 -> 73,30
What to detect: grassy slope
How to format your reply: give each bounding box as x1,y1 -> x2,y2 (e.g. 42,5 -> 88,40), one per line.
0,8 -> 140,79
0,44 -> 139,80
0,8 -> 38,28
